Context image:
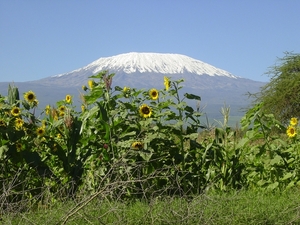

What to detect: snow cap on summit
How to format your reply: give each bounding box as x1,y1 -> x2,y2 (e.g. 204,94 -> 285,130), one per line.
88,52 -> 237,78
53,52 -> 238,79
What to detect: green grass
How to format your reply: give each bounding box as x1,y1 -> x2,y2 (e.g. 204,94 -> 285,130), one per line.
3,188 -> 300,225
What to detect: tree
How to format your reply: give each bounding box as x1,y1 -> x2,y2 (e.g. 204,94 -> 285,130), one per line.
253,52 -> 300,124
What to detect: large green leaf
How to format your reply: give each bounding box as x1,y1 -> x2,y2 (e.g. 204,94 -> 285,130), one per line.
0,145 -> 8,159
267,182 -> 279,190
184,93 -> 201,101
281,172 -> 293,181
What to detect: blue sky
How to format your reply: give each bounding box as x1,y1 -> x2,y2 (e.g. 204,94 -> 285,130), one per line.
1,1 -> 299,82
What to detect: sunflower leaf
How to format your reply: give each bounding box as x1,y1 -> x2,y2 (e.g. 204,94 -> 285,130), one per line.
184,93 -> 201,101
184,106 -> 194,113
115,86 -> 123,91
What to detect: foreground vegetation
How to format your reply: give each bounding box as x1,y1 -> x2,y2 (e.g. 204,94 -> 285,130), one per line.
2,188 -> 300,225
253,52 -> 300,123
1,56 -> 300,223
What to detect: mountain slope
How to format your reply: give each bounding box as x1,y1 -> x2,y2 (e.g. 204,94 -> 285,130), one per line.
30,52 -> 264,105
0,52 -> 266,123
34,52 -> 239,87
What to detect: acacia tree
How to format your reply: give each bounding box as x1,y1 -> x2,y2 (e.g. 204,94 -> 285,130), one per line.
253,52 -> 300,123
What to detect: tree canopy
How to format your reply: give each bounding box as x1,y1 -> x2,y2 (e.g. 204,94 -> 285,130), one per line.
253,52 -> 300,123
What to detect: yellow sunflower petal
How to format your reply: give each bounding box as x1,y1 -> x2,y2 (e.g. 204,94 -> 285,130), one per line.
36,127 -> 45,137
24,90 -> 36,103
164,76 -> 170,91
139,104 -> 152,118
290,117 -> 298,126
11,107 -> 21,116
287,126 -> 297,138
65,95 -> 72,103
131,141 -> 143,150
149,88 -> 159,100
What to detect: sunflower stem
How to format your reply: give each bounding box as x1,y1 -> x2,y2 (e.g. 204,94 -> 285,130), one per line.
173,81 -> 186,194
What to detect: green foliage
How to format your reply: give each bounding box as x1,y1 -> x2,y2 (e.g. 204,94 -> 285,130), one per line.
3,70 -> 300,211
240,103 -> 300,190
4,189 -> 300,225
8,84 -> 20,106
253,52 -> 300,123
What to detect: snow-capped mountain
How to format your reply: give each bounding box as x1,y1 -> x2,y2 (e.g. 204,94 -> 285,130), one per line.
35,52 -> 251,90
0,52 -> 266,123
53,52 -> 237,79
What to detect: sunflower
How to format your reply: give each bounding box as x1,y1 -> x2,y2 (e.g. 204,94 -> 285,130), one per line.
15,118 -> 24,129
59,111 -> 65,117
88,80 -> 94,89
59,105 -> 66,112
131,141 -> 143,150
0,119 -> 6,127
287,126 -> 297,138
24,90 -> 36,103
290,117 -> 298,126
82,85 -> 88,91
45,105 -> 51,115
11,107 -> 21,116
123,86 -> 131,98
16,142 -> 23,152
149,88 -> 159,100
36,126 -> 45,137
139,104 -> 152,118
164,76 -> 170,91
33,99 -> 39,107
65,95 -> 72,103
42,120 -> 47,128
123,86 -> 130,92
